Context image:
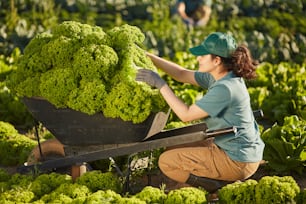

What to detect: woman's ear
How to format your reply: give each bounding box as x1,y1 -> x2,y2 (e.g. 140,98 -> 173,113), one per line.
213,56 -> 222,66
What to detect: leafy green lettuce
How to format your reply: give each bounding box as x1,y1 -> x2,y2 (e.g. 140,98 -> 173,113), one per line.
8,21 -> 168,123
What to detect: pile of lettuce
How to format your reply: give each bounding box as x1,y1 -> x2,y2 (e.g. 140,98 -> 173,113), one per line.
8,21 -> 167,123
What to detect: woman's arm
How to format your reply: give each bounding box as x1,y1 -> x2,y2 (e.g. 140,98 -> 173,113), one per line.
147,53 -> 198,86
159,85 -> 209,122
135,68 -> 208,122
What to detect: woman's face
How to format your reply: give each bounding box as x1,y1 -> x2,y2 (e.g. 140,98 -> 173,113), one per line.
197,54 -> 218,73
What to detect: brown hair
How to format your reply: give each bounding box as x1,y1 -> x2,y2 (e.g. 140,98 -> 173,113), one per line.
214,45 -> 259,80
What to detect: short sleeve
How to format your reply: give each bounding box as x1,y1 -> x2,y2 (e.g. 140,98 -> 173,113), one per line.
195,84 -> 231,117
194,71 -> 215,89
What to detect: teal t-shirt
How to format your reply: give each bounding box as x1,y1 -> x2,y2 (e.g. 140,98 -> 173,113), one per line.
194,71 -> 265,162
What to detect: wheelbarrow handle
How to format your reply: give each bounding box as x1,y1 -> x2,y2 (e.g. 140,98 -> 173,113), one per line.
253,109 -> 264,119
204,109 -> 264,138
205,126 -> 237,138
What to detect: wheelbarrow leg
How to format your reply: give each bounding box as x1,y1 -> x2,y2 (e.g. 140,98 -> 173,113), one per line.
71,163 -> 87,181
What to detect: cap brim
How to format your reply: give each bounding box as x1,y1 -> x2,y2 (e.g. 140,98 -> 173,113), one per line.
189,45 -> 210,56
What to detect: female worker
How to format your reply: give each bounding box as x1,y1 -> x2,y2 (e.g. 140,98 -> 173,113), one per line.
136,32 -> 265,193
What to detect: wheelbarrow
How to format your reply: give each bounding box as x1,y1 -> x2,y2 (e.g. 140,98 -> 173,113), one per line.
17,97 -> 252,192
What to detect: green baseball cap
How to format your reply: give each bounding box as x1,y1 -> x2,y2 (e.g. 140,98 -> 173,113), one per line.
189,32 -> 237,58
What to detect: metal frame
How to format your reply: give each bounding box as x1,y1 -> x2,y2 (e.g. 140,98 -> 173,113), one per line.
17,123 -> 235,173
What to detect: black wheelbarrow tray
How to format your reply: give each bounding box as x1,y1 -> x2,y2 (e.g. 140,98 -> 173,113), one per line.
17,97 -> 236,173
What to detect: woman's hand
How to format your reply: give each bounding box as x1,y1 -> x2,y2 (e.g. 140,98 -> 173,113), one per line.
136,69 -> 166,89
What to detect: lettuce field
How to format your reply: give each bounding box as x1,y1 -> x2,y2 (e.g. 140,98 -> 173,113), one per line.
0,0 -> 305,203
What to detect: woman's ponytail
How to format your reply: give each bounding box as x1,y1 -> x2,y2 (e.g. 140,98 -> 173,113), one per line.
212,45 -> 258,80
230,45 -> 259,80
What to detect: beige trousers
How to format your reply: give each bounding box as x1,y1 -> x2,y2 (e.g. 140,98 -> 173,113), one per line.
158,138 -> 260,183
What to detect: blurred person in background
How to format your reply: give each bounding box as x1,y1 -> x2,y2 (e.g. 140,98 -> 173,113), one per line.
177,0 -> 212,27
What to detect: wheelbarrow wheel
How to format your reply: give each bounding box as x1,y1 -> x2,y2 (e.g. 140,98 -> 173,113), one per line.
27,138 -> 65,164
27,138 -> 90,177
27,138 -> 69,173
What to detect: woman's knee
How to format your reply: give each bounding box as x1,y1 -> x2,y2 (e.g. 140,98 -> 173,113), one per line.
158,151 -> 171,171
158,150 -> 181,175
158,151 -> 190,183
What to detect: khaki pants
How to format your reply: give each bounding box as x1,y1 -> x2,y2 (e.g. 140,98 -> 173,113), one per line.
158,138 -> 260,183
